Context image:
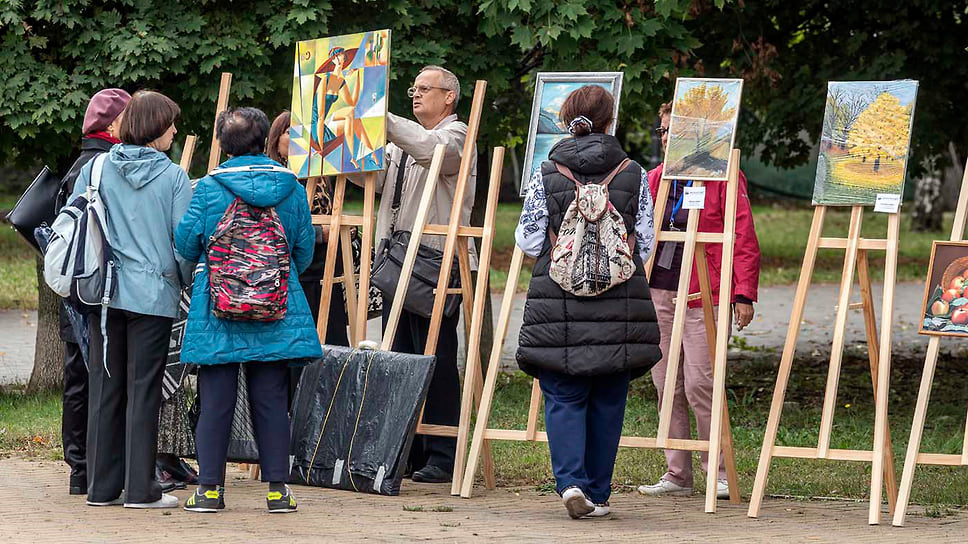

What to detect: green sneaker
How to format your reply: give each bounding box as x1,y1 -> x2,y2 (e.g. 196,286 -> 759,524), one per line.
184,487 -> 224,513
267,485 -> 297,513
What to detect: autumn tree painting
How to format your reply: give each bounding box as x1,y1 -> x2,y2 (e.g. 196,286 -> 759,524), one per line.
813,80 -> 919,206
664,78 -> 743,180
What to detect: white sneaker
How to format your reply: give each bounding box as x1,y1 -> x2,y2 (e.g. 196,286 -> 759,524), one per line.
124,493 -> 178,509
561,486 -> 594,519
637,478 -> 693,497
86,494 -> 124,506
716,479 -> 729,499
586,502 -> 610,517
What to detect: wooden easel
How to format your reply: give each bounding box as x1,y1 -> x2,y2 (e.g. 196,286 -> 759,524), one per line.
747,203 -> 902,524
461,151 -> 744,513
309,81 -> 498,490
893,159 -> 968,527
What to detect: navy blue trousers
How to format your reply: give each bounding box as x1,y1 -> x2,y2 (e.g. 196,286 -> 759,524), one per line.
196,362 -> 290,485
539,369 -> 630,504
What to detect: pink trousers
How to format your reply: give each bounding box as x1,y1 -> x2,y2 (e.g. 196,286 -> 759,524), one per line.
649,288 -> 727,487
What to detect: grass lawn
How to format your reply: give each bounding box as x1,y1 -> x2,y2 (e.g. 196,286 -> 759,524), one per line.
4,352 -> 968,507
0,195 -> 952,310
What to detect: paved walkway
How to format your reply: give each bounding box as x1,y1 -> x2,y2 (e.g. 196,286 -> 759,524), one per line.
0,281 -> 954,385
1,457 -> 965,543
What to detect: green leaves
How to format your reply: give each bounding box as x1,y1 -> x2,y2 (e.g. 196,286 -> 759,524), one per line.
0,0 -> 714,177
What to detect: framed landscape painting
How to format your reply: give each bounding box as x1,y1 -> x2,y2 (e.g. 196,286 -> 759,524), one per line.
919,241 -> 968,337
289,29 -> 390,178
812,80 -> 919,206
519,72 -> 623,196
663,77 -> 743,181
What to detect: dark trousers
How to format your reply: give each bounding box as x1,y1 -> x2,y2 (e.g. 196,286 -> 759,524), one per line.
87,309 -> 172,503
62,340 -> 88,486
196,362 -> 291,485
382,306 -> 459,472
539,368 -> 630,504
290,277 -> 349,404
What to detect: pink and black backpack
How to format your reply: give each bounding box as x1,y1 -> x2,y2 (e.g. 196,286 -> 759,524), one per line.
206,166 -> 292,321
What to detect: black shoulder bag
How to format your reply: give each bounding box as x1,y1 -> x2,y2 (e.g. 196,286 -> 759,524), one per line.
6,165 -> 61,255
370,151 -> 462,319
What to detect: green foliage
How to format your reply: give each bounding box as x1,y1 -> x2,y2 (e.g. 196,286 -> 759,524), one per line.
688,0 -> 968,175
0,0 -> 716,178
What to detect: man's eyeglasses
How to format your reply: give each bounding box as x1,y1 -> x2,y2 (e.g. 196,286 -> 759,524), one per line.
655,127 -> 669,136
407,85 -> 452,98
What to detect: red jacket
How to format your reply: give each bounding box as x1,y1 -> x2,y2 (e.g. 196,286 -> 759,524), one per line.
647,164 -> 761,308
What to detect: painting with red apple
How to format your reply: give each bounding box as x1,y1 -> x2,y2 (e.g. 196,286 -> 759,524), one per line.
920,241 -> 968,336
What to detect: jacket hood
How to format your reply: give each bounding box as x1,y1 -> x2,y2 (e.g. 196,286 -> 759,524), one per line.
211,154 -> 298,207
548,133 -> 628,176
109,144 -> 176,189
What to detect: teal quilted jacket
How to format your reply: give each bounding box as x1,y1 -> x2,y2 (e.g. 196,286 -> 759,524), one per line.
174,154 -> 323,365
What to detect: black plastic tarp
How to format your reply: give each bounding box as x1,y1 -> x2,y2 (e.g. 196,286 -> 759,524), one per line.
288,345 -> 435,496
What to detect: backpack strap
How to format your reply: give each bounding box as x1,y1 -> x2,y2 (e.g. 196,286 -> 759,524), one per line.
549,158 -> 638,255
88,154 -> 108,193
553,158 -> 632,188
209,164 -> 295,176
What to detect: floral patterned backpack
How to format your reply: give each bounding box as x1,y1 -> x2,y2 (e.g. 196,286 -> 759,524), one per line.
548,158 -> 636,297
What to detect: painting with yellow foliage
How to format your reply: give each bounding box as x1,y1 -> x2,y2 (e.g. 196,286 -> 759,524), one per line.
813,80 -> 919,206
663,78 -> 743,181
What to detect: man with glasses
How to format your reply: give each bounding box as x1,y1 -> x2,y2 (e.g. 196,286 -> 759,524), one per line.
360,65 -> 476,484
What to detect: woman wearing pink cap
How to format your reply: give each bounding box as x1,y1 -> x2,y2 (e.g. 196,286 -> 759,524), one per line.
57,88 -> 131,497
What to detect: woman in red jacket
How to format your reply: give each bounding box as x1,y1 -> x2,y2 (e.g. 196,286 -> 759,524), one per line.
638,102 -> 761,500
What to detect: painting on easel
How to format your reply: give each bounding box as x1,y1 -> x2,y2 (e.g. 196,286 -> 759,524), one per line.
289,29 -> 390,178
519,72 -> 623,196
919,241 -> 968,336
813,80 -> 919,206
663,77 -> 743,181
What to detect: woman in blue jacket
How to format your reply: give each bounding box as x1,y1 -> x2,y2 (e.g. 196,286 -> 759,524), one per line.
70,90 -> 192,509
175,107 -> 322,513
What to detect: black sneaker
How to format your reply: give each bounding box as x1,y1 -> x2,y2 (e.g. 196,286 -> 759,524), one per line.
69,472 -> 87,495
184,487 -> 224,513
267,485 -> 297,513
411,465 -> 452,483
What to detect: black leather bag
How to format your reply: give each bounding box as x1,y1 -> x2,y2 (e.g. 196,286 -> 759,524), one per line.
5,166 -> 61,254
370,152 -> 462,319
372,230 -> 462,319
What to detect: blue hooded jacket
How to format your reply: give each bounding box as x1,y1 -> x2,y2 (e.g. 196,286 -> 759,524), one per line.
174,154 -> 323,365
69,144 -> 192,318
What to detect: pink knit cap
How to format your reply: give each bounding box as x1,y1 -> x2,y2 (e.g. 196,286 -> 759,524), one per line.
82,88 -> 132,135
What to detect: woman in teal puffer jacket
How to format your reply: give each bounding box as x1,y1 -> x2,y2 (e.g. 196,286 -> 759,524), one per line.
175,107 -> 321,514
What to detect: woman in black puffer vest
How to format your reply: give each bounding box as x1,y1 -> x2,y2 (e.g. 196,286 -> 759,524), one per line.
515,85 -> 661,519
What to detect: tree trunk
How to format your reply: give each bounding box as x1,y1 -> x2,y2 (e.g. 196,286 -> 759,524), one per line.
27,256 -> 64,393
911,156 -> 943,232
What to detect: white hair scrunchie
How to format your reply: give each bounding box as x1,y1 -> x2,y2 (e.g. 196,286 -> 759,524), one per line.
567,115 -> 593,135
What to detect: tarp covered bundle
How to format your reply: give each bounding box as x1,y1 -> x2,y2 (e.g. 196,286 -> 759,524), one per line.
288,345 -> 435,496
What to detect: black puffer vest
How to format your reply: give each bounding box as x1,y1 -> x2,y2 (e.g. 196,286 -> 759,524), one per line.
517,134 -> 662,379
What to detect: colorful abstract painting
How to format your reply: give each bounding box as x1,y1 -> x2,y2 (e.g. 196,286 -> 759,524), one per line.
289,30 -> 390,178
920,241 -> 968,337
519,72 -> 623,196
813,80 -> 919,206
663,78 -> 743,181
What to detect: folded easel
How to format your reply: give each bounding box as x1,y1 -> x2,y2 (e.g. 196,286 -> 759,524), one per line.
748,202 -> 902,524
893,159 -> 968,526
460,150 -> 744,513
309,80 -> 500,492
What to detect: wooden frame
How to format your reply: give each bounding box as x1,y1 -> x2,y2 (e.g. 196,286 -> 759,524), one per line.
460,150 -> 745,513
747,205 -> 902,524
308,81 -> 499,492
893,159 -> 968,526
518,72 -> 623,196
915,240 -> 968,337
